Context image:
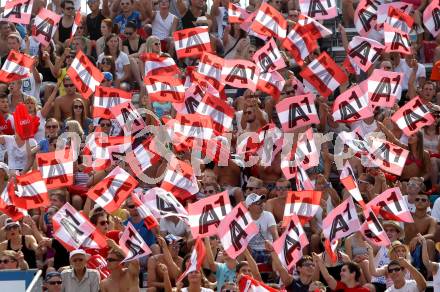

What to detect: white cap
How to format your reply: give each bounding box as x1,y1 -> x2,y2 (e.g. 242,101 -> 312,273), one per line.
69,249 -> 88,259
245,193 -> 265,208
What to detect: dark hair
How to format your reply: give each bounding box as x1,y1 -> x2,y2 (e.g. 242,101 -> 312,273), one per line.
99,55 -> 116,76
38,42 -> 56,65
387,260 -> 402,271
235,261 -> 249,273
296,255 -> 313,269
126,20 -> 137,30
344,262 -> 362,282
90,212 -> 108,225
104,33 -> 120,56
61,0 -> 75,8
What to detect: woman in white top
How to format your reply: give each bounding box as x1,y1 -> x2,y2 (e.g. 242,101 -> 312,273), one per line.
0,133 -> 37,173
96,19 -> 122,57
146,0 -> 178,45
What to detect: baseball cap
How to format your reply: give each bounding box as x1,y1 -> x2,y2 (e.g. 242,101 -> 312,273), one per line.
69,249 -> 89,259
7,32 -> 22,42
4,220 -> 20,230
103,72 -> 113,81
45,271 -> 61,282
245,193 -> 265,208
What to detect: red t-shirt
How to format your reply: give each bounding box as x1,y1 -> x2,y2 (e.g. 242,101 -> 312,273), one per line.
334,281 -> 370,292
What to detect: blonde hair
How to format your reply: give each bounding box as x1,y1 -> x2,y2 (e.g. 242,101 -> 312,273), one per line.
65,120 -> 84,137
145,36 -> 161,53
24,96 -> 41,112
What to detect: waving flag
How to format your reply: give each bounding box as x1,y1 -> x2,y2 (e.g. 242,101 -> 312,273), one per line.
221,59 -> 260,92
295,128 -> 319,170
196,94 -> 233,134
110,101 -> 145,135
366,138 -> 409,176
340,161 -> 365,207
127,136 -> 161,173
297,14 -> 332,40
67,50 -> 104,99
364,69 -> 402,109
131,192 -> 158,230
367,187 -> 413,222
177,238 -> 206,282
424,0 -> 440,37
119,222 -> 152,262
69,10 -> 82,42
300,52 -> 347,98
169,113 -> 215,149
0,181 -> 27,221
250,3 -> 287,40
385,6 -> 413,33
93,86 -> 131,120
257,71 -> 285,101
295,165 -> 315,190
0,0 -> 34,25
196,52 -> 224,90
145,75 -> 185,103
12,170 -> 49,209
274,214 -> 309,269
173,26 -> 212,59
161,157 -> 199,202
52,202 -> 95,251
377,2 -> 412,24
36,150 -> 74,190
252,38 -> 286,73
87,166 -> 138,213
173,83 -> 203,114
348,36 -> 384,72
0,50 -> 34,83
276,93 -> 319,132
81,229 -> 108,250
354,0 -> 380,37
188,191 -> 232,238
142,187 -> 189,221
299,0 -> 337,20
332,84 -> 373,122
283,190 -> 321,226
217,203 -> 258,259
32,8 -> 61,46
384,23 -> 411,55
228,2 -> 249,23
238,274 -> 278,292
361,205 -> 391,246
391,96 -> 435,136
282,23 -> 318,67
141,53 -> 180,76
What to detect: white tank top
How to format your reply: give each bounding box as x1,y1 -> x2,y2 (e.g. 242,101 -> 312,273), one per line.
152,12 -> 176,40
371,246 -> 389,285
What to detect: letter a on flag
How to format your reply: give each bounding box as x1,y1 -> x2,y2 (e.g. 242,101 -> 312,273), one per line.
36,149 -> 74,190
173,26 -> 212,59
276,93 -> 319,132
119,222 -> 152,262
323,197 -> 361,243
391,96 -> 435,136
424,0 -> 440,37
299,0 -> 337,20
32,8 -> 61,47
0,0 -> 34,25
250,2 -> 287,40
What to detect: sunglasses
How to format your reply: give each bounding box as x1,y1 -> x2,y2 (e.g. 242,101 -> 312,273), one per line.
65,6 -> 74,10
100,123 -> 111,127
0,259 -> 15,264
153,42 -> 161,46
384,66 -> 392,69
64,83 -> 75,88
47,281 -> 62,285
121,2 -> 130,5
388,267 -> 402,273
73,105 -> 83,109
46,125 -> 58,129
107,258 -> 119,262
415,198 -> 428,202
245,111 -> 253,115
205,189 -> 216,194
127,205 -> 136,209
301,262 -> 315,267
125,31 -> 134,36
98,220 -> 109,226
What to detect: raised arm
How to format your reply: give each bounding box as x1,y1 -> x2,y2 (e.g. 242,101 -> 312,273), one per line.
399,257 -> 426,291
418,233 -> 438,274
203,237 -> 217,272
41,82 -> 60,118
313,252 -> 337,290
367,245 -> 386,277
156,236 -> 181,279
243,247 -> 262,281
107,238 -> 140,277
265,241 -> 293,286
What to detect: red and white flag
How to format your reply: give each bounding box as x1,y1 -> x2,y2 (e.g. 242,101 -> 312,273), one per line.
300,52 -> 347,98
145,75 -> 185,103
0,0 -> 33,25
367,187 -> 413,223
384,23 -> 411,55
173,26 -> 212,59
81,229 -> 108,250
119,222 -> 152,262
142,187 -> 189,221
67,50 -> 104,99
217,202 -> 258,259
228,2 -> 250,23
424,0 -> 440,37
36,149 -> 74,190
238,274 -> 278,292
140,53 -> 180,76
354,0 -> 380,37
273,214 -> 309,269
69,10 -> 82,41
340,161 -> 365,207
0,50 -> 34,83
332,84 -> 373,122
188,191 -> 232,238
196,52 -> 225,90
366,138 -> 409,176
110,101 -> 145,135
283,190 -> 321,226
361,205 -> 391,247
52,202 -> 95,251
221,59 -> 260,92
348,36 -> 384,72
126,136 -> 161,174
32,8 -> 61,46
385,6 -> 413,33
299,0 -> 337,20
93,86 -> 132,120
391,96 -> 435,136
240,11 -> 270,41
131,192 -> 158,230
377,2 -> 413,24
196,93 -> 234,134
0,181 -> 27,221
297,14 -> 332,40
178,238 -> 206,282
323,197 -> 361,243
173,83 -> 203,115
12,170 -> 49,209
294,165 -> 315,190
169,113 -> 215,148
282,23 -> 318,67
276,93 -> 319,132
257,71 -> 285,102
363,69 -> 402,109
252,38 -> 286,73
250,2 -> 287,40
161,157 -> 199,202
87,166 -> 138,213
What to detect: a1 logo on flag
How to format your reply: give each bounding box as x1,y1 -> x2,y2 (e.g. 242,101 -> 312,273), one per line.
276,93 -> 319,132
0,0 -> 34,25
119,222 -> 152,262
32,8 -> 61,46
391,96 -> 435,136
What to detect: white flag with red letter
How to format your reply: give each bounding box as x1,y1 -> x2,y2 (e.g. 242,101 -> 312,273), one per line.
196,52 -> 224,90
161,157 -> 199,202
217,203 -> 258,259
130,191 -> 158,230
12,170 -> 50,209
36,149 -> 74,190
238,274 -> 278,292
363,69 -> 402,109
52,202 -> 96,251
126,136 -> 161,173
169,113 -> 215,148
221,59 -> 260,92
228,2 -> 249,23
196,93 -> 234,134
366,138 -> 409,176
367,187 -> 413,223
391,96 -> 435,136
276,93 -> 319,132
32,8 -> 61,46
69,10 -> 82,41
361,205 -> 391,246
119,222 -> 152,262
424,0 -> 440,37
273,214 -> 309,269
377,2 -> 413,24
283,190 -> 321,226
141,187 -> 189,221
348,36 -> 384,72
67,50 -> 104,99
384,23 -> 411,55
93,86 -> 132,120
110,101 -> 146,135
144,75 -> 185,103
297,14 -> 332,40
257,71 -> 285,102
177,238 -> 206,282
300,52 -> 347,98
173,83 -> 203,114
252,38 -> 286,73
0,0 -> 34,24
299,0 -> 337,20
354,0 -> 380,37
188,191 -> 232,238
332,84 -> 373,122
0,50 -> 34,83
87,166 -> 138,213
251,3 -> 287,40
323,197 -> 361,243
282,23 -> 318,67
173,26 -> 212,59
141,52 -> 180,76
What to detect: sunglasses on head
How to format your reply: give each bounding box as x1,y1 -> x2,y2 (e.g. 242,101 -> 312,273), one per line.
47,281 -> 62,285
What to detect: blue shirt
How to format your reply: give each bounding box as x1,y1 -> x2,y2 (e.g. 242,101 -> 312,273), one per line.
123,217 -> 156,246
38,139 -> 50,153
114,11 -> 141,33
215,262 -> 236,292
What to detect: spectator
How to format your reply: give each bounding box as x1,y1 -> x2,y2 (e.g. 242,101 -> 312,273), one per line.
54,0 -> 76,46
146,0 -> 178,55
53,76 -> 89,122
86,0 -> 110,42
0,250 -> 28,270
385,259 -> 426,292
61,249 -> 100,292
113,0 -> 144,33
44,272 -> 63,292
96,19 -> 120,57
